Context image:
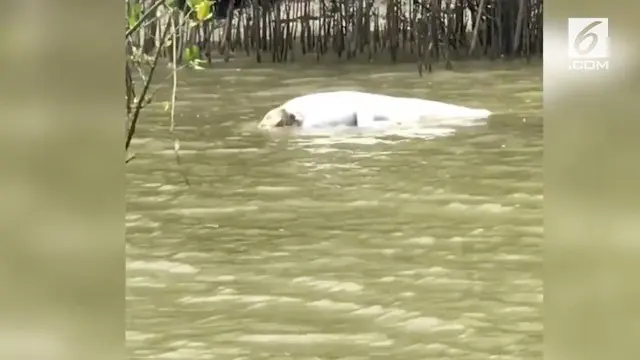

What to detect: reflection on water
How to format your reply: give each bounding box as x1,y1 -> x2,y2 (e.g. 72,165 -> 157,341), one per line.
127,63 -> 542,359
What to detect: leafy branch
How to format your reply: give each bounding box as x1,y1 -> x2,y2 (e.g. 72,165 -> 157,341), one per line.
124,0 -> 214,163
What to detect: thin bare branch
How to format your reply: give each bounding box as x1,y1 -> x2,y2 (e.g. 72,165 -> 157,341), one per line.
126,17 -> 172,151
126,0 -> 166,39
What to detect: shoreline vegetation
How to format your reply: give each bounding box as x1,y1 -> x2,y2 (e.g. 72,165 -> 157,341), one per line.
124,0 -> 543,165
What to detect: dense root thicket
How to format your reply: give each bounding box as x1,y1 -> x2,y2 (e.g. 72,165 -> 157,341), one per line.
127,0 -> 542,69
124,0 -> 541,165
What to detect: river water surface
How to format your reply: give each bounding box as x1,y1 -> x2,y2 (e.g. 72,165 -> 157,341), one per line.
126,62 -> 542,360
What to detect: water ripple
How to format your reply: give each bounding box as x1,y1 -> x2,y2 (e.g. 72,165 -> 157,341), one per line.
127,64 -> 542,360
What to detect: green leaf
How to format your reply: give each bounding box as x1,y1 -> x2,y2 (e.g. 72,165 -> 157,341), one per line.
127,3 -> 142,29
188,57 -> 206,70
191,45 -> 201,60
183,45 -> 200,63
195,0 -> 212,22
183,47 -> 193,62
191,63 -> 205,70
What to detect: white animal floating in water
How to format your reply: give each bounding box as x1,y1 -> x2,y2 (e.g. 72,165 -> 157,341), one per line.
258,91 -> 491,130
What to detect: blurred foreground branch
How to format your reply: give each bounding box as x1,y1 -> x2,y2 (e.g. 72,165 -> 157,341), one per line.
124,1 -> 210,164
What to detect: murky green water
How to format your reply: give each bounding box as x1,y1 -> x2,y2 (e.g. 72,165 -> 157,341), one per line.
126,62 -> 542,360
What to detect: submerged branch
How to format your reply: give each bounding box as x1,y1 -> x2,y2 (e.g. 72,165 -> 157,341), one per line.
125,153 -> 136,164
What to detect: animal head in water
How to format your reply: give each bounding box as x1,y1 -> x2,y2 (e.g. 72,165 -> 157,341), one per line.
258,106 -> 302,128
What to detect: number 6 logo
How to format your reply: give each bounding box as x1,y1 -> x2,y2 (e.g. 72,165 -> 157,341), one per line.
574,21 -> 602,56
